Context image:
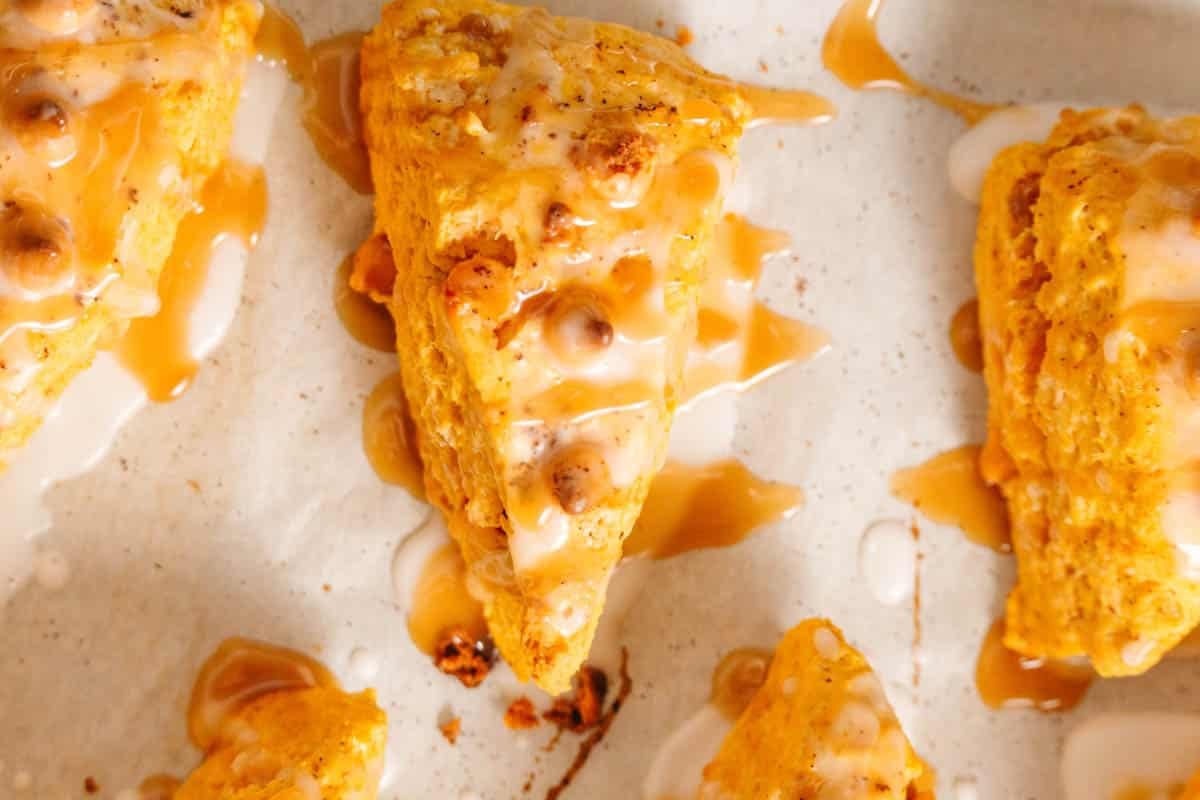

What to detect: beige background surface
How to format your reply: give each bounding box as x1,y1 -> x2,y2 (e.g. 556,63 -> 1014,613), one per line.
4,0 -> 1200,797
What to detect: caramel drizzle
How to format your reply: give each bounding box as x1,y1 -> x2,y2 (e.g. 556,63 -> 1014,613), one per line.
362,371 -> 424,498
624,459 -> 803,559
334,253 -> 396,352
891,445 -> 1011,553
685,214 -> 830,404
822,0 -> 998,124
256,5 -> 371,193
186,637 -> 337,752
974,619 -> 1093,712
118,159 -> 267,401
407,542 -> 488,656
709,647 -> 773,721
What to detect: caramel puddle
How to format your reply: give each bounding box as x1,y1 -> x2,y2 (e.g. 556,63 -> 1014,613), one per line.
625,459 -> 803,560
362,372 -> 424,498
891,445 -> 1011,553
407,542 -> 488,656
949,298 -> 984,373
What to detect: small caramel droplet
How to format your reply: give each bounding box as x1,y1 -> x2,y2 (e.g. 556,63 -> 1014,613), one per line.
1,202 -> 73,294
444,256 -> 514,320
16,0 -> 96,35
710,648 -> 773,720
548,443 -> 611,515
545,290 -> 614,363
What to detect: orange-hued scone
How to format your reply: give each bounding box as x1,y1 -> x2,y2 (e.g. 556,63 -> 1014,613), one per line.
360,0 -> 752,692
176,687 -> 388,800
701,620 -> 934,799
0,0 -> 259,468
977,106 -> 1200,675
1180,770 -> 1200,800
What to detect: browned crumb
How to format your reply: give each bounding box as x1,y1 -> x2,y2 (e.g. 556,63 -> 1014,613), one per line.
674,24 -> 694,47
543,666 -> 607,733
434,627 -> 494,688
83,777 -> 100,794
186,479 -> 201,493
795,276 -> 808,296
505,697 -> 541,730
758,59 -> 769,73
439,716 -> 462,744
571,128 -> 657,181
655,17 -> 664,30
543,201 -> 575,243
544,650 -> 633,800
322,583 -> 332,593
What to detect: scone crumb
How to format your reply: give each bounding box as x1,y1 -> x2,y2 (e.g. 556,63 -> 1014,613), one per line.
504,697 -> 541,730
439,716 -> 462,744
543,666 -> 607,732
434,628 -> 494,688
674,25 -> 694,47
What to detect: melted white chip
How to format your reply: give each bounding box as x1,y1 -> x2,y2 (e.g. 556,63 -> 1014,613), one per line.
1063,713 -> 1200,800
813,626 -> 841,660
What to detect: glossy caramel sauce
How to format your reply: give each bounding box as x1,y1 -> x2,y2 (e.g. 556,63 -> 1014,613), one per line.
974,619 -> 1094,712
407,542 -> 488,655
740,85 -> 837,129
685,214 -> 830,403
137,774 -> 182,800
187,637 -> 337,752
949,298 -> 984,373
710,647 -> 773,721
118,160 -> 267,401
256,6 -> 371,193
822,0 -> 997,124
891,445 -> 1012,553
362,372 -> 424,498
623,459 -> 803,559
334,253 -> 396,352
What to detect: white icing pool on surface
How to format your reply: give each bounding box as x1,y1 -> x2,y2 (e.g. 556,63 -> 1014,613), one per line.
948,102 -> 1068,204
641,704 -> 732,800
858,518 -> 917,606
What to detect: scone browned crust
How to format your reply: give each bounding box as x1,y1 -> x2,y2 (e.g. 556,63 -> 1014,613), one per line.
360,0 -> 751,691
176,687 -> 388,800
0,0 -> 259,468
977,106 -> 1200,675
701,620 -> 934,799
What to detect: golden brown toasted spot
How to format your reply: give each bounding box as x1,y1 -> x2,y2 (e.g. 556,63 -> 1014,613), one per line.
1,201 -> 73,293
443,255 -> 515,320
439,715 -> 462,744
503,696 -> 541,730
456,12 -> 495,39
1008,173 -> 1041,233
543,201 -> 576,243
544,290 -> 614,362
572,127 -> 657,180
547,443 -> 611,515
433,627 -> 494,688
543,665 -> 608,732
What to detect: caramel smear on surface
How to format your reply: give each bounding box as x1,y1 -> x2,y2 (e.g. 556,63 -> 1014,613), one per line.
256,6 -> 370,192
408,543 -> 488,656
685,214 -> 829,403
710,647 -> 773,721
974,619 -> 1094,712
624,459 -> 803,560
187,637 -> 337,752
739,84 -> 836,129
822,0 -> 998,124
334,252 -> 395,351
949,297 -> 984,373
362,371 -> 424,497
891,445 -> 1011,553
118,160 -> 267,401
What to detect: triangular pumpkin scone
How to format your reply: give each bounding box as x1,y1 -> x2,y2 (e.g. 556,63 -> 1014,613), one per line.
976,107 -> 1200,675
359,0 -> 753,691
0,0 -> 260,468
701,620 -> 936,800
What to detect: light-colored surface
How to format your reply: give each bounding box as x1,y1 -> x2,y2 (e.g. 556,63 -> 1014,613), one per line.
1062,714 -> 1200,800
3,0 -> 1200,797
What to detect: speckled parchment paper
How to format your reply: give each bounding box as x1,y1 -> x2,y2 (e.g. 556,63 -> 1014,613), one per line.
5,1 -> 1200,797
